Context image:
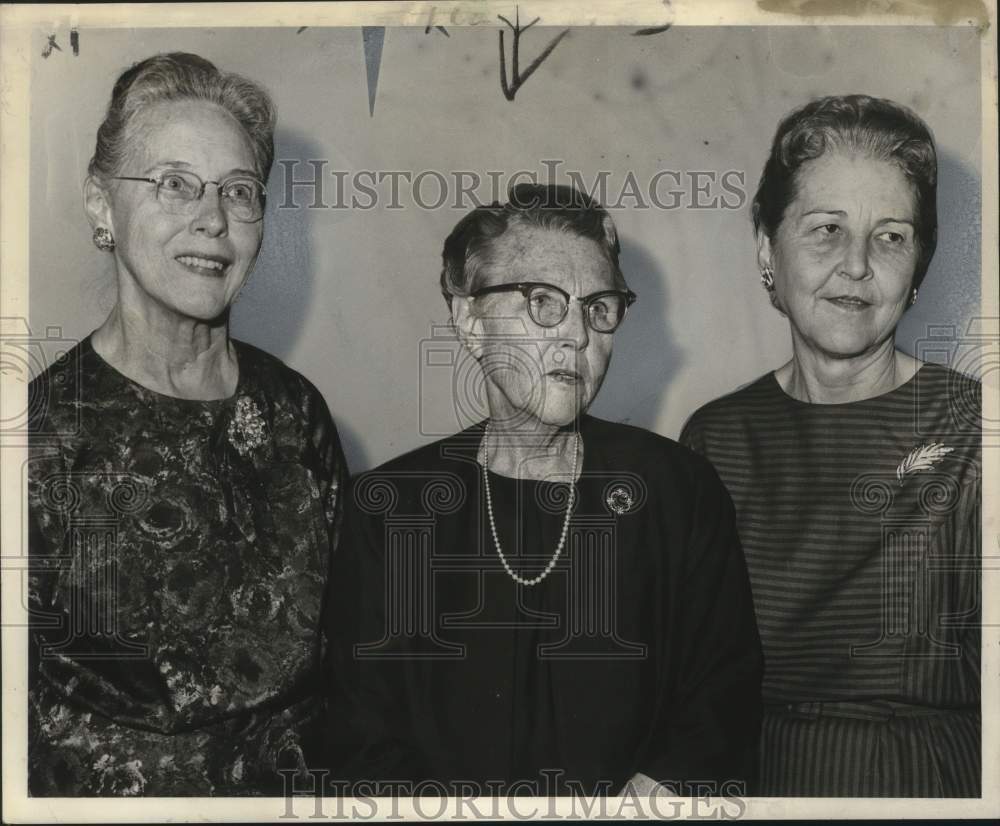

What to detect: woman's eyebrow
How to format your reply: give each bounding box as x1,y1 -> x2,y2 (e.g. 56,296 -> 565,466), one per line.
142,160 -> 193,173
139,161 -> 260,178
800,208 -> 846,217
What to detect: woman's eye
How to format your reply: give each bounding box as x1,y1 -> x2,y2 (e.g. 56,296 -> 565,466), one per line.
878,230 -> 906,244
225,181 -> 257,201
161,174 -> 186,191
815,224 -> 841,236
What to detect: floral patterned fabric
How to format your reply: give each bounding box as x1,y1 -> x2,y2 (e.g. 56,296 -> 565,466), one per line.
27,335 -> 346,795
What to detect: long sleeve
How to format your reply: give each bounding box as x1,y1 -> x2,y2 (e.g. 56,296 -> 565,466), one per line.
325,479 -> 424,786
637,460 -> 763,793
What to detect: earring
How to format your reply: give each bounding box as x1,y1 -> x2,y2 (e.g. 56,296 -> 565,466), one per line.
760,266 -> 775,292
93,227 -> 115,252
910,286 -> 918,305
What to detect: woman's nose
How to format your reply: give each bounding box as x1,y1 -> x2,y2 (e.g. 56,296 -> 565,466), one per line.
839,235 -> 871,280
190,186 -> 228,236
558,300 -> 591,349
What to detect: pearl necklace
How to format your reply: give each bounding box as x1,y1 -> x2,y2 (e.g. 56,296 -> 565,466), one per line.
481,421 -> 579,586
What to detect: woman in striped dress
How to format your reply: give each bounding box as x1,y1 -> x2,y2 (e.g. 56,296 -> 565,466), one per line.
681,95 -> 981,797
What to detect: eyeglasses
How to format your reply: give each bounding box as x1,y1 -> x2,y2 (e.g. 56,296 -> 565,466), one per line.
112,170 -> 267,223
470,282 -> 637,333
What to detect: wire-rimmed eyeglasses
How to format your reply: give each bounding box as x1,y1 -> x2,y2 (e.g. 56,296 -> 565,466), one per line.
112,170 -> 267,223
470,282 -> 637,333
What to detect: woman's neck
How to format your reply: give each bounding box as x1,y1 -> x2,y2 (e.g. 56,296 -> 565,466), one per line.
91,302 -> 238,400
778,337 -> 920,404
480,420 -> 581,481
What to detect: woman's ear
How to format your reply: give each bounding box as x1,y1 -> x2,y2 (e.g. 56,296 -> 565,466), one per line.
451,296 -> 484,360
83,176 -> 114,235
756,232 -> 785,313
756,231 -> 773,275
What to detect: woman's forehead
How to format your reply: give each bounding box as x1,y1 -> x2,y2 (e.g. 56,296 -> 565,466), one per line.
789,151 -> 917,217
124,100 -> 257,175
480,225 -> 615,291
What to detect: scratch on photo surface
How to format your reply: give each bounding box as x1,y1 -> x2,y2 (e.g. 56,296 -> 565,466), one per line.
41,34 -> 62,59
498,7 -> 570,102
634,24 -> 673,35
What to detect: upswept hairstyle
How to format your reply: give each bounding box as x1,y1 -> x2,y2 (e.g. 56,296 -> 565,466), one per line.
88,52 -> 277,182
752,94 -> 938,287
440,183 -> 627,309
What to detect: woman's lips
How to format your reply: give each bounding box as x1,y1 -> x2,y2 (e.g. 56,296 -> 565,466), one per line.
175,255 -> 230,276
547,369 -> 582,384
826,296 -> 872,311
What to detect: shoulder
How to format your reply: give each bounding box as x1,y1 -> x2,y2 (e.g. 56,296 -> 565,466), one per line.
682,373 -> 777,432
910,360 -> 982,457
234,340 -> 331,418
27,337 -> 99,437
582,415 -> 724,492
679,372 -> 778,452
349,426 -> 481,517
362,426 -> 481,477
913,360 -> 981,408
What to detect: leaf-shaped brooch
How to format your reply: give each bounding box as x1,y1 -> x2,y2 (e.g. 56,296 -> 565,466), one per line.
895,442 -> 954,485
227,396 -> 268,457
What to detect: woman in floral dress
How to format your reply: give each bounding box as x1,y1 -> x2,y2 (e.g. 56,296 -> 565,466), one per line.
28,52 -> 346,795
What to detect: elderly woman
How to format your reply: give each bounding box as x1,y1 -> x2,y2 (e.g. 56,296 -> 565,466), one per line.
27,53 -> 346,795
681,95 -> 981,796
328,184 -> 762,796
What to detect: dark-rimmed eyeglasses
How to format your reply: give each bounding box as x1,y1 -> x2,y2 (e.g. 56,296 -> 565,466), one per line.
470,282 -> 637,334
112,170 -> 266,223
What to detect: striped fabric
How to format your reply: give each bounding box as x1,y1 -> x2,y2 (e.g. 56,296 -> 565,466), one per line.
681,363 -> 981,797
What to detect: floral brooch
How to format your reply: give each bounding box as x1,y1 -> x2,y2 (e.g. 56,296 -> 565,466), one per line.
606,485 -> 635,515
227,396 -> 268,457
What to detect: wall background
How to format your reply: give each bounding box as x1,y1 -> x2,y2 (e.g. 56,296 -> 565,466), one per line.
29,25 -> 981,473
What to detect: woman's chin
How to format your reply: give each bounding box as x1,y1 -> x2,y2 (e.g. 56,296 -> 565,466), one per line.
159,297 -> 233,325
536,402 -> 589,429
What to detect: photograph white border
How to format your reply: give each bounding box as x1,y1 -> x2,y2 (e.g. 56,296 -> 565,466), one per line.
2,1 -> 997,821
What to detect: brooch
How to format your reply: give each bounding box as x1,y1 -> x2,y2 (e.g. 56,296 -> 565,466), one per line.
896,442 -> 954,485
606,485 -> 634,515
227,396 -> 268,457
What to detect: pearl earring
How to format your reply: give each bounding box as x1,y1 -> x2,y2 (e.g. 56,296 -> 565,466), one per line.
760,266 -> 775,292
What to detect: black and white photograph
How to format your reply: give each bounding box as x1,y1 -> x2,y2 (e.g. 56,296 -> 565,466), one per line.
1,0 -> 996,821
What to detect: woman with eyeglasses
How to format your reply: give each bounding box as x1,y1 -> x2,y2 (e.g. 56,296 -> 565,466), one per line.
27,53 -> 347,795
327,184 -> 762,796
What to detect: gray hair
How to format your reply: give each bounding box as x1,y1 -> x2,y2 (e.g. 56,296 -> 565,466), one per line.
440,184 -> 627,309
88,52 -> 276,182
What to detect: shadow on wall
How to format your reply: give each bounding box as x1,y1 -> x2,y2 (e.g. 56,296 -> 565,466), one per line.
230,127 -> 370,473
588,233 -> 683,433
896,150 -> 981,363
231,127 -> 317,361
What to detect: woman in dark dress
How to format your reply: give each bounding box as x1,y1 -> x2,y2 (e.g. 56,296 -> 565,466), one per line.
681,95 -> 981,796
328,184 -> 762,796
28,53 -> 347,795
